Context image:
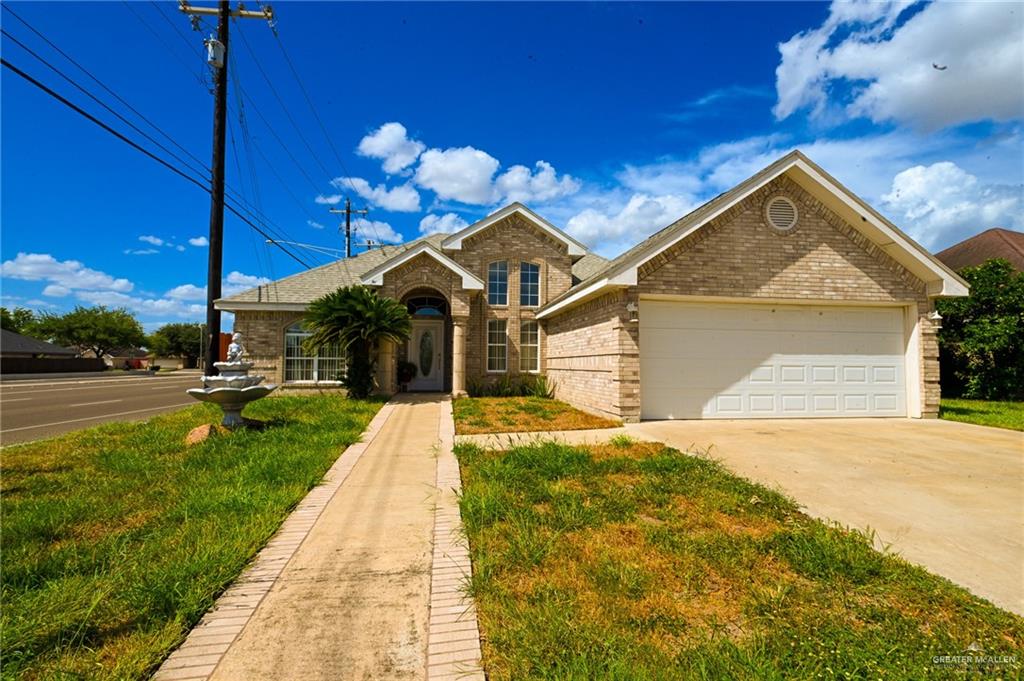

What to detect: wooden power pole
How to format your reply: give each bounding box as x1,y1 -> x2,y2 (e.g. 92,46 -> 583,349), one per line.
179,0 -> 273,374
329,198 -> 369,258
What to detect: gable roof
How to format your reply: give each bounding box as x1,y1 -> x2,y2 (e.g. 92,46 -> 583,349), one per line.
537,150 -> 969,319
359,241 -> 484,289
441,202 -> 589,258
216,233 -> 448,310
936,228 -> 1024,272
0,328 -> 77,356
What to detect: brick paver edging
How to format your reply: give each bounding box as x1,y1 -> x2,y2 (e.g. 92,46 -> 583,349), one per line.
426,397 -> 486,681
152,401 -> 398,681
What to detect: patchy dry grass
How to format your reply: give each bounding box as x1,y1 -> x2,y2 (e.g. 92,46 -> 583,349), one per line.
940,399 -> 1024,431
456,441 -> 1024,679
0,396 -> 382,680
454,397 -> 620,434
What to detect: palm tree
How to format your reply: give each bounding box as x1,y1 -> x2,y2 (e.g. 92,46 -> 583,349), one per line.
303,286 -> 412,398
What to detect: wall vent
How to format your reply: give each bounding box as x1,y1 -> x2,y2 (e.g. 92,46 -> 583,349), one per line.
766,196 -> 798,232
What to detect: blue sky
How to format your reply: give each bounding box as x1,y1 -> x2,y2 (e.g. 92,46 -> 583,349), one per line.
2,1 -> 1022,330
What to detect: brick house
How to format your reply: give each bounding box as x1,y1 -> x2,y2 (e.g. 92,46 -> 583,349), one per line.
217,151 -> 968,422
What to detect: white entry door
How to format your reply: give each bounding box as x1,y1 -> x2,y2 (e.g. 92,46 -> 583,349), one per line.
408,319 -> 444,391
639,300 -> 907,419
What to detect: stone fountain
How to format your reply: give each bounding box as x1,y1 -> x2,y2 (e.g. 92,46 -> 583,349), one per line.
187,332 -> 277,428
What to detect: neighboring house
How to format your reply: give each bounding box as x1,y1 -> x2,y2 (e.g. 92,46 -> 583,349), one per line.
217,151 -> 967,422
79,346 -> 151,369
935,227 -> 1024,272
0,329 -> 77,358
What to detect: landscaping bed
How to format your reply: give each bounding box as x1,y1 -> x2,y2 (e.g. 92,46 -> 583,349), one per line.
939,399 -> 1023,431
454,397 -> 620,434
456,439 -> 1023,679
0,395 -> 382,680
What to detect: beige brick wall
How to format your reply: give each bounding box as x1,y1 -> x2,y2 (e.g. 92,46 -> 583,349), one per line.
545,289 -> 640,421
454,213 -> 573,385
547,174 -> 939,420
232,310 -> 303,385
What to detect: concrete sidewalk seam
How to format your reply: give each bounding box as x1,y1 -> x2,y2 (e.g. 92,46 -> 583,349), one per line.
151,400 -> 397,681
425,397 -> 486,681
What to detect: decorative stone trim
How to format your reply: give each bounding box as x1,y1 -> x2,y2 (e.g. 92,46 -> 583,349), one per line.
426,397 -> 486,681
151,402 -> 398,681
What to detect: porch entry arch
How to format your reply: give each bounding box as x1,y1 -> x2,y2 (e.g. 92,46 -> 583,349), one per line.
401,288 -> 453,392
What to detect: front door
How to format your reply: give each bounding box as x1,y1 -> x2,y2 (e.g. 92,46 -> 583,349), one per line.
408,319 -> 444,391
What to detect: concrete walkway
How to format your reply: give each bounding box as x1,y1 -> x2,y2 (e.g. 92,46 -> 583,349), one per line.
154,394 -> 484,681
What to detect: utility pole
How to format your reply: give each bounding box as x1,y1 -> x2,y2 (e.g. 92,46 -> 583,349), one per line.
179,0 -> 273,375
329,198 -> 369,258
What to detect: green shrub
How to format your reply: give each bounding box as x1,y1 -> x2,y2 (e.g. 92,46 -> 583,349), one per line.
465,374 -> 557,398
937,259 -> 1024,399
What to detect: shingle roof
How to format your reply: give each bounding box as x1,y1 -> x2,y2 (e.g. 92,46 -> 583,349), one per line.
0,328 -> 77,356
936,228 -> 1024,272
217,231 -> 610,309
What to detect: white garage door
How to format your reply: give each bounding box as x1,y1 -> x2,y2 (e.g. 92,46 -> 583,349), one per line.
639,301 -> 906,419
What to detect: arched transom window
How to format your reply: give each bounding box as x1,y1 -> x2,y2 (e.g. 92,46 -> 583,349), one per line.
284,321 -> 344,382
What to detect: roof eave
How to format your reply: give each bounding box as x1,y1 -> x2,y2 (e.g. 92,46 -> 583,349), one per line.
359,242 -> 484,290
441,202 -> 588,257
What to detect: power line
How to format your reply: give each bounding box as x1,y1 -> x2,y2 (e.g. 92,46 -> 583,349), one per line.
121,0 -> 206,87
0,57 -> 313,269
0,20 -> 313,270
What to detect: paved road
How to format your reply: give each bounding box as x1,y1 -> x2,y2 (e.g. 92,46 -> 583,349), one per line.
0,371 -> 203,445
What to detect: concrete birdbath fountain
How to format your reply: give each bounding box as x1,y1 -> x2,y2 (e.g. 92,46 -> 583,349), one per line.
187,332 -> 277,428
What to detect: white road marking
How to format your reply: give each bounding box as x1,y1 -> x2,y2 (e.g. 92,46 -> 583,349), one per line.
1,403 -> 195,434
0,374 -> 201,390
2,397 -> 33,402
1,378 -> 197,396
69,399 -> 123,408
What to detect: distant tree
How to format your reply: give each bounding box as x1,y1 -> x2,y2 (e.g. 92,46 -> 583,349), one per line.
303,286 -> 412,398
148,322 -> 203,366
0,307 -> 36,334
936,259 -> 1024,400
31,306 -> 146,360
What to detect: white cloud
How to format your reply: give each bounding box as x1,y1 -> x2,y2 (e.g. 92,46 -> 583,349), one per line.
566,193 -> 695,257
352,218 -> 403,244
1,252 -> 134,292
166,283 -> 206,301
315,194 -> 343,205
357,122 -> 426,174
188,236 -> 209,247
307,220 -> 324,230
139,235 -> 164,246
42,284 -> 70,297
419,213 -> 469,235
881,161 -> 1023,249
332,177 -> 421,212
175,245 -> 185,252
123,248 -> 159,256
414,146 -> 501,205
74,289 -> 206,319
775,0 -> 1024,130
494,161 -> 581,204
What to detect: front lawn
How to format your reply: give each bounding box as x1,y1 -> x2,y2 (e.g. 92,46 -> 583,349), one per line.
940,398 -> 1024,431
0,395 -> 382,680
456,440 -> 1023,679
454,397 -> 620,434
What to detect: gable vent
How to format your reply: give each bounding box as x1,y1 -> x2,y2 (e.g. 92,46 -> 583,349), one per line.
766,196 -> 798,231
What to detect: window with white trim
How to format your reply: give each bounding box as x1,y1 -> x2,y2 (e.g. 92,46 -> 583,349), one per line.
519,321 -> 540,373
487,319 -> 507,372
520,262 -> 540,307
284,322 -> 344,382
488,261 -> 508,306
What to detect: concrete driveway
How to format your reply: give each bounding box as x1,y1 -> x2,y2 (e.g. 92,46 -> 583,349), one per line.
626,418 -> 1024,615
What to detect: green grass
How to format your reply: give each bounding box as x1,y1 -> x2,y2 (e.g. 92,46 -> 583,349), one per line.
0,395 -> 382,680
454,397 -> 620,434
456,440 -> 1024,680
940,399 -> 1024,431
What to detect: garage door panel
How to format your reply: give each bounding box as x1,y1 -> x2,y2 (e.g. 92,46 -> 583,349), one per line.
640,301 -> 907,419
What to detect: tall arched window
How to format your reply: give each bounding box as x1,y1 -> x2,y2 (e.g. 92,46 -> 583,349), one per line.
284,322 -> 344,382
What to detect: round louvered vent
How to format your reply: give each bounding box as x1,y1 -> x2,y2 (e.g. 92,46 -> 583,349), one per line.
766,196 -> 798,231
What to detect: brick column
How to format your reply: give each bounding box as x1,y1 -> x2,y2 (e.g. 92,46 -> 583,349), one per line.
452,316 -> 468,396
